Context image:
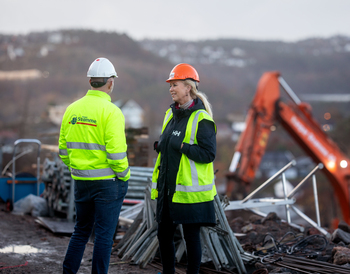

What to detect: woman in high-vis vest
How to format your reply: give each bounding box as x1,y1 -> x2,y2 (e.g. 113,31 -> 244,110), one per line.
152,63 -> 217,274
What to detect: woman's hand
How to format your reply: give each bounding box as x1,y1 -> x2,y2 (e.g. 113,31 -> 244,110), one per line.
170,136 -> 184,151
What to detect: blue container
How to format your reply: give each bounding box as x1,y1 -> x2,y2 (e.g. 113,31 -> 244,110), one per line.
0,177 -> 45,203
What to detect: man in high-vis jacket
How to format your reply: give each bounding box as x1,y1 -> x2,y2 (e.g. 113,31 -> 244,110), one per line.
59,57 -> 130,274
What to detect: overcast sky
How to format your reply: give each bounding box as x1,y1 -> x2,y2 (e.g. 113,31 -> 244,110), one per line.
1,0 -> 350,42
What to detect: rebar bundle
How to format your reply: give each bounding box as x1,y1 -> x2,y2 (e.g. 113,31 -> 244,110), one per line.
262,254 -> 350,274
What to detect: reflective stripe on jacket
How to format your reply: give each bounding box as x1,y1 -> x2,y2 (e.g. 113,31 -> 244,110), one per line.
58,90 -> 130,181
151,108 -> 217,203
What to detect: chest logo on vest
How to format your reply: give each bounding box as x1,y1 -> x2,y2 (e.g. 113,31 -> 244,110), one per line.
172,130 -> 181,136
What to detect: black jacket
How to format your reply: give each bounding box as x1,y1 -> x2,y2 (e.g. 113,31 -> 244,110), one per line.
155,98 -> 217,225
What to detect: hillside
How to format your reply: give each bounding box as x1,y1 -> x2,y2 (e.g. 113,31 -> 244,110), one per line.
141,36 -> 350,120
1,30 -> 350,142
0,30 -> 171,139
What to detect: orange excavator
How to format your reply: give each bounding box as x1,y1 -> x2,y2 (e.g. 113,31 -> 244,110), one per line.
226,71 -> 350,224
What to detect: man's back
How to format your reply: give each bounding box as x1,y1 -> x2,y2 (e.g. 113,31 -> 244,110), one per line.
59,90 -> 129,181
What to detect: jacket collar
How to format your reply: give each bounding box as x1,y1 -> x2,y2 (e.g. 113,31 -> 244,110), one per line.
86,90 -> 111,102
170,98 -> 205,119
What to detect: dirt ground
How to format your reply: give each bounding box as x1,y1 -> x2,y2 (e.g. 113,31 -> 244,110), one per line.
0,203 -> 160,274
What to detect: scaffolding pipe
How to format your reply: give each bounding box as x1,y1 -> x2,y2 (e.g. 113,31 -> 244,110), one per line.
287,163 -> 323,198
241,160 -> 296,203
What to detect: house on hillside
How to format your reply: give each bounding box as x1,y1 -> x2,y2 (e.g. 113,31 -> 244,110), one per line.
113,99 -> 144,128
227,113 -> 246,142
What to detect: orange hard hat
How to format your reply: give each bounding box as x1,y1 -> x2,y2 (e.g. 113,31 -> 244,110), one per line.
166,63 -> 200,83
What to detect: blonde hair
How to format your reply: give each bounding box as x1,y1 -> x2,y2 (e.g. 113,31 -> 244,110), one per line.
184,79 -> 213,118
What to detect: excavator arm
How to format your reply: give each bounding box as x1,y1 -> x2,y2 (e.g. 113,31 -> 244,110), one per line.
227,71 -> 350,223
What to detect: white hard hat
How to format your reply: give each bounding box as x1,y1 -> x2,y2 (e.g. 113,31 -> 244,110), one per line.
87,57 -> 118,78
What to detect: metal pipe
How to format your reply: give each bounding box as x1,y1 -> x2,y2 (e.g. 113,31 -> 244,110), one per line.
201,227 -> 221,270
214,195 -> 246,273
122,222 -> 157,260
287,163 -> 323,198
290,205 -> 330,237
241,160 -> 296,203
140,236 -> 159,268
213,233 -> 229,267
130,166 -> 154,172
278,76 -> 302,105
229,151 -> 241,173
312,174 -> 321,227
281,172 -> 291,223
36,155 -> 40,196
12,148 -> 16,203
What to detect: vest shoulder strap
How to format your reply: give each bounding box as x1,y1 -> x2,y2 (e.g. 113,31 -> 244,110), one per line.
184,110 -> 215,144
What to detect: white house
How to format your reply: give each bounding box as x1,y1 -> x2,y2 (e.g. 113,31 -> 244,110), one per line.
113,99 -> 144,128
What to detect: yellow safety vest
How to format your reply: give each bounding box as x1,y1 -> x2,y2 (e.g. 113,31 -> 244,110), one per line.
58,90 -> 130,181
151,108 -> 217,203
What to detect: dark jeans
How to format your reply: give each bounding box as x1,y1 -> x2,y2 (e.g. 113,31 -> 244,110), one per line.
63,178 -> 128,274
157,219 -> 202,274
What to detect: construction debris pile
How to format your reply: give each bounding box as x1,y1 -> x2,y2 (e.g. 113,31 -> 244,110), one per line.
39,160 -> 350,273
114,188 -> 254,274
228,212 -> 350,273
116,195 -> 350,273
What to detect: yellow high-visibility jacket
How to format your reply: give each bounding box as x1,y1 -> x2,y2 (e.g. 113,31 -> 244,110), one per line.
151,108 -> 217,203
58,90 -> 130,181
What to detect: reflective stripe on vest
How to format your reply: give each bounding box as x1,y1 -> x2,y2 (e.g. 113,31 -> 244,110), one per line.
107,152 -> 127,160
67,142 -> 106,151
117,167 -> 130,178
66,142 -> 127,160
176,179 -> 215,192
164,109 -> 173,126
71,166 -> 130,178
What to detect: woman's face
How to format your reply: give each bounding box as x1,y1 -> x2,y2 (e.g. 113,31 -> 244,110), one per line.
169,80 -> 191,105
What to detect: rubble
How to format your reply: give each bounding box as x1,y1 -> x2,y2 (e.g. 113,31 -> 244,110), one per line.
226,208 -> 350,273
332,246 -> 350,265
338,220 -> 350,233
331,228 -> 350,245
114,188 -> 250,273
